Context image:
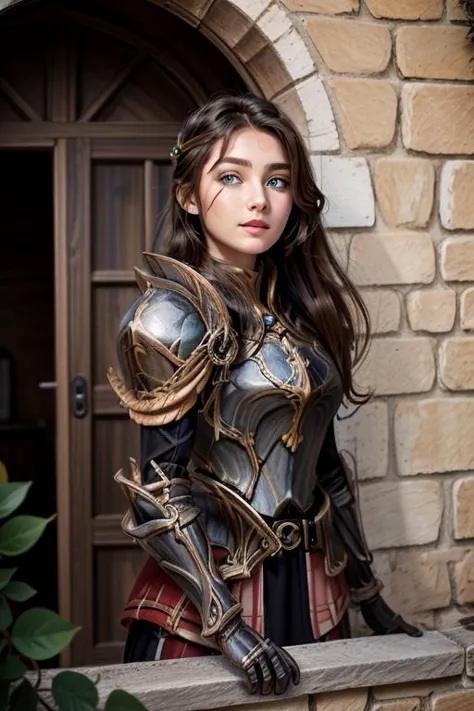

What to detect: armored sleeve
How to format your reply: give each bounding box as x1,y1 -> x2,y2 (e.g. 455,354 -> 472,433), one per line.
107,254 -> 242,637
317,419 -> 382,603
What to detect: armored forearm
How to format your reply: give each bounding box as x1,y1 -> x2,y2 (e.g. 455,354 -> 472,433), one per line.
116,458 -> 242,637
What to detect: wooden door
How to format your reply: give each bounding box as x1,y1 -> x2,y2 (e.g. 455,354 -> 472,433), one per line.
56,139 -> 174,666
0,0 -> 247,666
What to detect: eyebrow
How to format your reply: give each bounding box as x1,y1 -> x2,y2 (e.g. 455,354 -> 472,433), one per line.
212,157 -> 291,171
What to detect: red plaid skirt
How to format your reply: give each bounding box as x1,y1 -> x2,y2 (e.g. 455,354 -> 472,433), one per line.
122,548 -> 349,658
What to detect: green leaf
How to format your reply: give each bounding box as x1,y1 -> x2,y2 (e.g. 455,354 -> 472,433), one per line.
52,671 -> 99,711
0,569 -> 16,591
0,515 -> 55,556
0,596 -> 12,630
3,582 -> 36,602
9,678 -> 38,711
0,483 -> 31,519
12,608 -> 80,661
104,690 -> 147,711
0,653 -> 28,680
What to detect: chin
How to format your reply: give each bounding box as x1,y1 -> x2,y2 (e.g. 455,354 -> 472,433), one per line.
238,237 -> 278,255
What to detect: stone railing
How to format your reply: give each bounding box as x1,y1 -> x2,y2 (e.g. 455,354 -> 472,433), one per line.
39,627 -> 474,711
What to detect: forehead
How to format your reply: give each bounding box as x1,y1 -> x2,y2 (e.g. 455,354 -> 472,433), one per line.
207,127 -> 288,165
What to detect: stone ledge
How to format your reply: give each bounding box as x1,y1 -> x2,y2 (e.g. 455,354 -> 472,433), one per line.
37,632 -> 464,711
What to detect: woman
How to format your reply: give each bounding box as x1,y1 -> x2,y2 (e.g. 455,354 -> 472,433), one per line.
108,93 -> 420,696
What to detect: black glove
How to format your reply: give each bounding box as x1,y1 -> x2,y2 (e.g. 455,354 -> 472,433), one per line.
360,595 -> 423,637
215,617 -> 300,695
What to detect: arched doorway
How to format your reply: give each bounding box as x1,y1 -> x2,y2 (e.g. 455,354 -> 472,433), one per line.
0,0 -> 248,666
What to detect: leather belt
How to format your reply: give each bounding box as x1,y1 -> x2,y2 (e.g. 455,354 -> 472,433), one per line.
271,517 -> 322,552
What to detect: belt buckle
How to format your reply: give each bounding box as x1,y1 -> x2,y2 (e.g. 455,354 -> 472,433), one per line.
273,521 -> 301,551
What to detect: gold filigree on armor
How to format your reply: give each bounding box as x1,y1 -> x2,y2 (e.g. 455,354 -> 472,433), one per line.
107,254 -> 238,427
191,472 -> 281,580
115,458 -> 242,637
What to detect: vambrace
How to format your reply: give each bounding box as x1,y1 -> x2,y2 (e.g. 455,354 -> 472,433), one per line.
115,458 -> 242,637
318,422 -> 382,604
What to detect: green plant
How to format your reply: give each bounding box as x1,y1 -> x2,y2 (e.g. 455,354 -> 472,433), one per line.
0,478 -> 147,711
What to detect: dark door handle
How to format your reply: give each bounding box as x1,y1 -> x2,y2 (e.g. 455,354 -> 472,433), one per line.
71,376 -> 88,418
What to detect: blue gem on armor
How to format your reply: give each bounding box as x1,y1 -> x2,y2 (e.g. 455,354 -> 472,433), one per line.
263,314 -> 276,327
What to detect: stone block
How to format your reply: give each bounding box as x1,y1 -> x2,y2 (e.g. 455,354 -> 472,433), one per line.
329,78 -> 397,149
203,1 -> 253,47
454,553 -> 474,604
402,84 -> 474,155
359,480 -> 443,549
373,158 -> 434,228
407,290 -> 456,333
453,477 -> 474,540
440,162 -> 474,231
396,26 -> 473,81
335,400 -> 388,480
247,44 -> 292,97
373,679 -> 455,700
315,688 -> 368,711
258,4 -> 292,42
296,77 -> 339,151
274,27 -> 315,81
395,399 -> 474,476
213,699 -> 308,711
365,0 -> 442,19
441,237 -> 474,282
234,27 -> 267,63
281,0 -> 359,12
362,289 -> 401,334
274,88 -> 308,143
432,690 -> 474,711
380,550 -> 453,614
229,0 -> 271,21
371,700 -> 420,711
355,337 -> 435,395
306,17 -> 390,73
348,232 -> 435,286
447,0 -> 468,20
173,0 -> 213,20
439,338 -> 474,390
313,156 -> 374,228
461,288 -> 474,330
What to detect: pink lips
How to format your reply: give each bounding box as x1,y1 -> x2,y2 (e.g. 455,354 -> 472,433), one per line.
241,219 -> 269,235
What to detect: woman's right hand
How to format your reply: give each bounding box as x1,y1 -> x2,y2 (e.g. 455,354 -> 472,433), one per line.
215,617 -> 300,695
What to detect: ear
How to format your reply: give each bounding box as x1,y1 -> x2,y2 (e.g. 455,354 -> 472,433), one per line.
176,185 -> 199,215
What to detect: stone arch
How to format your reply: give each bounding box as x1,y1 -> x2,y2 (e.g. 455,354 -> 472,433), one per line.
151,0 -> 340,152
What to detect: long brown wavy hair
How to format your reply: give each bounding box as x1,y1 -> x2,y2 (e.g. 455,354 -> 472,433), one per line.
154,93 -> 370,404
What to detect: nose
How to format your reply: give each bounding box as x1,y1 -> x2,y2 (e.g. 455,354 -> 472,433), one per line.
247,181 -> 268,212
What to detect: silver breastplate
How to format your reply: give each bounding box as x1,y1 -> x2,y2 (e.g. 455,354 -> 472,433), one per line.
192,320 -> 342,517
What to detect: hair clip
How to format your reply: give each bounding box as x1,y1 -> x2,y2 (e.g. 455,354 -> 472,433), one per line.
170,134 -> 183,159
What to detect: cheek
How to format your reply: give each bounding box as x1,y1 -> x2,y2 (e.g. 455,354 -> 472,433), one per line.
200,184 -> 232,217
275,195 -> 293,224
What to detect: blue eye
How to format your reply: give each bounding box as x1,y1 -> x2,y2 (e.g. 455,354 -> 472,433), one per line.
221,174 -> 240,185
267,177 -> 289,189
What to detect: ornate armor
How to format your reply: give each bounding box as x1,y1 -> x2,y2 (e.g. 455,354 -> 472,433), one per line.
109,253 -> 419,691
